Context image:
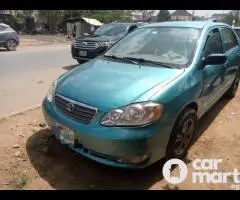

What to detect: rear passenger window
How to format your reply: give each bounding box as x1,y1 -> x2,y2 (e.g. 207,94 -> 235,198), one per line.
221,28 -> 238,52
203,28 -> 223,57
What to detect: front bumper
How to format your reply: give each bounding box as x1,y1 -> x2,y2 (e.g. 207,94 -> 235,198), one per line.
71,45 -> 107,61
42,98 -> 169,169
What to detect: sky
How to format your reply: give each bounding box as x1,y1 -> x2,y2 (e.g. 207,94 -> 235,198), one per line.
169,10 -> 231,17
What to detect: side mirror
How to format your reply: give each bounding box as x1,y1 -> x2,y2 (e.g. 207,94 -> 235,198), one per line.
202,53 -> 227,67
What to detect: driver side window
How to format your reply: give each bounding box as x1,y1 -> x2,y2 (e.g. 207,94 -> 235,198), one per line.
203,28 -> 223,58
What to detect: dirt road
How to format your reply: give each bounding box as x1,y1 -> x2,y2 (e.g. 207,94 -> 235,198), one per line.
0,91 -> 239,190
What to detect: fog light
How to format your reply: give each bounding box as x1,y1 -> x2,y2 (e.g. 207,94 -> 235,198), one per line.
117,154 -> 149,164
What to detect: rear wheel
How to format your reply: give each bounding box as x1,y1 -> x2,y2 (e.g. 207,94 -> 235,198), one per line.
224,71 -> 240,99
6,39 -> 17,51
166,108 -> 197,159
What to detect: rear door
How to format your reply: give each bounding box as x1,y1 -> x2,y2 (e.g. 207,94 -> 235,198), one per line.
219,26 -> 240,89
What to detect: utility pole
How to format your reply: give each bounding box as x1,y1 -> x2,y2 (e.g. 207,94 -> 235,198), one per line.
192,10 -> 195,21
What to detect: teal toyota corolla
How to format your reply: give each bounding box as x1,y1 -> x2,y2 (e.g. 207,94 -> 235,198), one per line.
42,21 -> 240,169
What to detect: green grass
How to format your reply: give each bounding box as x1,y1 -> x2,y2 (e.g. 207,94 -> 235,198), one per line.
12,171 -> 28,189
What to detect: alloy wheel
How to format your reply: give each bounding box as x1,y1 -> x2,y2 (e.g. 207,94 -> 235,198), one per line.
7,40 -> 17,51
173,118 -> 195,156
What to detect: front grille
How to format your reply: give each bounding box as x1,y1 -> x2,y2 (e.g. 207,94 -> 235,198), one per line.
55,94 -> 98,124
74,40 -> 98,50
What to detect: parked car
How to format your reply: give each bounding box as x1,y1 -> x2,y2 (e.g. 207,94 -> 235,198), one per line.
71,22 -> 142,64
43,21 -> 240,169
233,27 -> 240,39
0,23 -> 19,51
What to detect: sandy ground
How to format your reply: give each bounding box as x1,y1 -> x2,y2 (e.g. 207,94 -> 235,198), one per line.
19,35 -> 72,48
0,91 -> 239,190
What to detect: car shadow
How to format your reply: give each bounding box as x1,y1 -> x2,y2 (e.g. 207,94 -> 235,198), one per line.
191,96 -> 230,146
62,64 -> 79,71
26,96 -> 231,190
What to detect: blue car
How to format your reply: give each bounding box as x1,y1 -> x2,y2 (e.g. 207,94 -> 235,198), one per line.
42,21 -> 240,169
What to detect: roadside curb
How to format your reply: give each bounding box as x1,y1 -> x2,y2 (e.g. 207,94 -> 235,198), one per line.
0,104 -> 41,121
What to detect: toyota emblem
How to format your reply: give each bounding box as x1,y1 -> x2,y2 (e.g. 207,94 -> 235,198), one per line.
82,42 -> 87,46
66,102 -> 75,112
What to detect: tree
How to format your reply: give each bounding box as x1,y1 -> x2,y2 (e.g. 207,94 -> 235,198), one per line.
157,10 -> 171,22
38,10 -> 64,31
233,11 -> 240,26
222,12 -> 234,25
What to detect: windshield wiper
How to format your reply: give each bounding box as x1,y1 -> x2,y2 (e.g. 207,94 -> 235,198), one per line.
122,56 -> 179,69
103,55 -> 139,64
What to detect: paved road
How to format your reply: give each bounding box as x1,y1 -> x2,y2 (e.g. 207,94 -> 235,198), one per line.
0,44 -> 78,118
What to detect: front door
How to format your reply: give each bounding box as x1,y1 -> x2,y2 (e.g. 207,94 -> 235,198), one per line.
199,27 -> 226,112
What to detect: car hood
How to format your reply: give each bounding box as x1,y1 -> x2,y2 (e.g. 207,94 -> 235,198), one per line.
75,34 -> 122,42
56,59 -> 184,111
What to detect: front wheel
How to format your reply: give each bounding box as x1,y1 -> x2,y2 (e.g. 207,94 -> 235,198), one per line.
6,39 -> 17,51
166,108 -> 197,159
224,71 -> 240,99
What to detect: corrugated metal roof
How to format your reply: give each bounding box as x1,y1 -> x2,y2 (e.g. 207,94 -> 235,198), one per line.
82,17 -> 103,26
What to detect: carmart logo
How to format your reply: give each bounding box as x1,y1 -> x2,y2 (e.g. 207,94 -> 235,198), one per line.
162,159 -> 188,184
162,158 -> 240,186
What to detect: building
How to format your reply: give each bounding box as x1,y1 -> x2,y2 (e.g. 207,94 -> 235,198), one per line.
131,10 -> 158,22
170,10 -> 193,21
65,17 -> 103,37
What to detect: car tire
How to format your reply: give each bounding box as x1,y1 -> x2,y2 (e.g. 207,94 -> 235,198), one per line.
77,59 -> 86,65
6,39 -> 18,51
166,108 -> 197,160
224,71 -> 240,99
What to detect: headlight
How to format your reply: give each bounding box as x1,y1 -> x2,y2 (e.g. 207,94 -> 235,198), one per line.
101,102 -> 163,127
47,80 -> 57,102
98,41 -> 115,47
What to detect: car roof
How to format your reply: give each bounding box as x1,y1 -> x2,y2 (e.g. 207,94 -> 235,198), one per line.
141,21 -> 230,29
110,22 -> 140,26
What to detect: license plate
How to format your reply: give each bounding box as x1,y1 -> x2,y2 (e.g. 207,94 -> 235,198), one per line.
79,50 -> 87,57
56,123 -> 75,144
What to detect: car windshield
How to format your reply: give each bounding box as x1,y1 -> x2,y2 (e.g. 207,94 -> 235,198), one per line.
93,23 -> 128,36
104,27 -> 201,68
234,29 -> 240,39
